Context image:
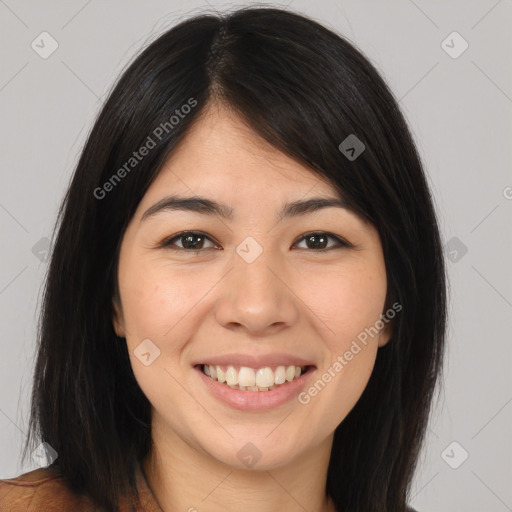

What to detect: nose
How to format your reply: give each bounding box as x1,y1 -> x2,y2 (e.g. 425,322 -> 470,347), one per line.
214,238 -> 299,337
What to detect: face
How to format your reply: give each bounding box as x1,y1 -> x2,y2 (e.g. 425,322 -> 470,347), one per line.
113,101 -> 392,470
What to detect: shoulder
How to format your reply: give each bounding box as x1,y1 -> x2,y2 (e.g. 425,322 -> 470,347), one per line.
0,465 -> 99,512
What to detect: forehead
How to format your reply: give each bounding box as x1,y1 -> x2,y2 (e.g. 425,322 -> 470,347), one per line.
147,102 -> 338,199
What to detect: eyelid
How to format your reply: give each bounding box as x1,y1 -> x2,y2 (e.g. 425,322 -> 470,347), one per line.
160,231 -> 219,249
293,231 -> 351,250
159,230 -> 352,252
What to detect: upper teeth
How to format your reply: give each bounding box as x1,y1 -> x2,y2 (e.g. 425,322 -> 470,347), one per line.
203,364 -> 304,390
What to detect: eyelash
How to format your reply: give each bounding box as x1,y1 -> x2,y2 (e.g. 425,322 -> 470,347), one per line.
160,231 -> 351,254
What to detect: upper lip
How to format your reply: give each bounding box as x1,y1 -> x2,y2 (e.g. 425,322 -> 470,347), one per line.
193,353 -> 316,369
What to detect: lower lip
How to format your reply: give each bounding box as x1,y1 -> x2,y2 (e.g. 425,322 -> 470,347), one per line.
194,365 -> 316,411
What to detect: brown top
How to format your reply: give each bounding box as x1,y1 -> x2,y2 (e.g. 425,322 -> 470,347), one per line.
0,463 -> 163,512
0,465 -> 420,511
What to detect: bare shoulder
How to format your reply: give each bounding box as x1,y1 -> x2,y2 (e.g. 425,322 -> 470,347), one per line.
0,465 -> 98,512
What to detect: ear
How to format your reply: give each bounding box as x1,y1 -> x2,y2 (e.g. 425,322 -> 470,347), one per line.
377,318 -> 393,348
112,299 -> 126,338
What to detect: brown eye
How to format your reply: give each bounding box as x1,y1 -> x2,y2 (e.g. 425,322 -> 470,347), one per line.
162,231 -> 218,252
293,232 -> 349,252
161,230 -> 349,254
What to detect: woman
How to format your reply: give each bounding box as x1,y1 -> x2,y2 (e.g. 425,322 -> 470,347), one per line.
0,6 -> 446,512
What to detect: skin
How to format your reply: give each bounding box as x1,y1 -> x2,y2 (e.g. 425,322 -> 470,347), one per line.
113,101 -> 392,512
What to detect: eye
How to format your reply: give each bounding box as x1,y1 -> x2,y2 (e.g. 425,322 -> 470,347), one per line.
293,232 -> 350,251
161,231 -> 218,252
160,230 -> 350,253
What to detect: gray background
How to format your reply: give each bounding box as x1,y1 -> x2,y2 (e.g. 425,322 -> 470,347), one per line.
1,1 -> 511,511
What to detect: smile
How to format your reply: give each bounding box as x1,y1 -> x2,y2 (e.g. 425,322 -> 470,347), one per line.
202,364 -> 308,391
194,361 -> 316,411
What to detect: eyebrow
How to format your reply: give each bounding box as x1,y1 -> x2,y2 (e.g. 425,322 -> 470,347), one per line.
141,194 -> 350,223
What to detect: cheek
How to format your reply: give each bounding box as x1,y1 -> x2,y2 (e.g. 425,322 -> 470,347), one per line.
300,258 -> 387,341
118,258 -> 200,411
301,329 -> 379,433
295,259 -> 385,423
119,258 -> 205,342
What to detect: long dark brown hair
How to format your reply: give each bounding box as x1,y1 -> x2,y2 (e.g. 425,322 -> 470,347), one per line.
22,6 -> 447,512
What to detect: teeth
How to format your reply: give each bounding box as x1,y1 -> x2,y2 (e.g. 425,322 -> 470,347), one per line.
216,366 -> 226,383
255,367 -> 274,388
238,367 -> 256,387
274,366 -> 286,384
225,365 -> 238,386
202,364 -> 307,391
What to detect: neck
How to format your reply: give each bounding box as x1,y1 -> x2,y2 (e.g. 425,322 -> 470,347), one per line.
142,414 -> 336,512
